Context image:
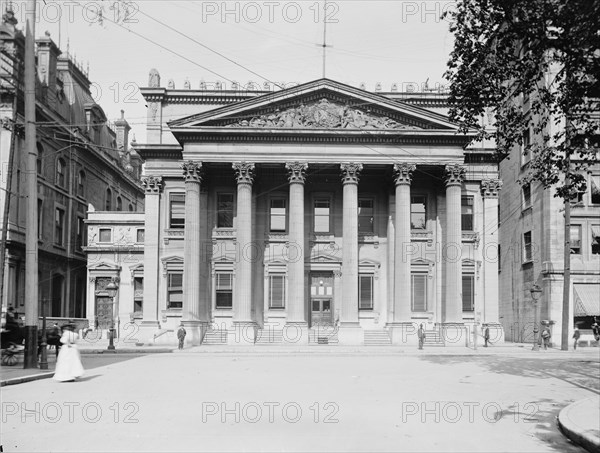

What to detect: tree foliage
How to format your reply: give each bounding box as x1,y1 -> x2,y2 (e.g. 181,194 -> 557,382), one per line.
444,0 -> 600,198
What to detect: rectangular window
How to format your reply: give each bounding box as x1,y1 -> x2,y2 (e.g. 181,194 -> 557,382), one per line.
169,193 -> 185,229
54,208 -> 65,246
167,272 -> 183,309
314,198 -> 330,233
215,272 -> 233,308
76,217 -> 85,251
521,128 -> 531,165
591,175 -> 600,204
269,275 -> 285,309
570,225 -> 581,255
217,193 -> 234,228
99,228 -> 112,243
270,199 -> 286,232
410,196 -> 427,229
136,229 -> 145,243
462,275 -> 475,311
133,277 -> 143,313
592,225 -> 600,255
411,274 -> 427,312
358,198 -> 374,233
523,231 -> 533,262
359,274 -> 373,310
522,184 -> 531,209
461,196 -> 474,231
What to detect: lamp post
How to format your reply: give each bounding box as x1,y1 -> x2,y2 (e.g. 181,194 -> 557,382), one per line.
39,298 -> 48,370
106,281 -> 118,351
531,283 -> 542,351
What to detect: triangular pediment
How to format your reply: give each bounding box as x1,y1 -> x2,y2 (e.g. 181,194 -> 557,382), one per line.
88,261 -> 122,271
168,79 -> 458,132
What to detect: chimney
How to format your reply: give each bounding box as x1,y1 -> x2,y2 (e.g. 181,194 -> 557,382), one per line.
36,31 -> 61,103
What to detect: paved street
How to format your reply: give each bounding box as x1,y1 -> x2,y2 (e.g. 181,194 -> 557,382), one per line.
1,350 -> 599,452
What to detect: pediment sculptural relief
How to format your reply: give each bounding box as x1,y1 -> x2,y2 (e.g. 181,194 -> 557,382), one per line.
224,98 -> 421,130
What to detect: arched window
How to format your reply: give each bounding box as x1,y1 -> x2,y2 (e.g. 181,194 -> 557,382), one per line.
56,158 -> 66,187
37,143 -> 44,175
128,203 -> 134,212
116,196 -> 123,211
77,171 -> 85,197
105,188 -> 112,211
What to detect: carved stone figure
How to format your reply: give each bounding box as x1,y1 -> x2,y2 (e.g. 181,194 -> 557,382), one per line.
148,68 -> 160,87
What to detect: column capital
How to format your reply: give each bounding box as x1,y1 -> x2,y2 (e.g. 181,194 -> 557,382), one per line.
285,161 -> 308,184
444,164 -> 466,187
141,176 -> 163,194
182,161 -> 203,183
481,178 -> 503,198
340,162 -> 363,184
232,161 -> 255,185
393,163 -> 416,185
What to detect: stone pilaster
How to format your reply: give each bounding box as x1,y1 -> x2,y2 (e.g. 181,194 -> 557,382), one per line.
481,179 -> 502,332
285,162 -> 308,328
444,164 -> 466,325
339,163 -> 362,344
388,163 -> 417,345
232,162 -> 257,344
139,176 -> 162,342
181,161 -> 208,345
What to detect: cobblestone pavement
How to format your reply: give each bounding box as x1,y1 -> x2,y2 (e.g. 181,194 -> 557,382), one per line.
1,351 -> 598,452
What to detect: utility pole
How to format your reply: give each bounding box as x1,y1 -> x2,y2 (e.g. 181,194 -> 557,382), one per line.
23,0 -> 38,368
561,149 -> 571,351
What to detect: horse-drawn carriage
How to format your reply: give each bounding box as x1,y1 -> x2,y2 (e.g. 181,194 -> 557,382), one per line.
1,321 -> 63,366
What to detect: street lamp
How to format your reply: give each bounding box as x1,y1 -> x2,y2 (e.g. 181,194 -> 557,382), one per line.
530,283 -> 542,351
106,280 -> 118,351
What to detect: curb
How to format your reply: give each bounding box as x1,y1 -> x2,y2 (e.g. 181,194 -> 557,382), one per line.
1,372 -> 54,387
557,397 -> 600,453
79,348 -> 173,354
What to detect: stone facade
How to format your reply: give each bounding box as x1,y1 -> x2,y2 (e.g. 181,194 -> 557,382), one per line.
87,74 -> 503,346
0,14 -> 144,320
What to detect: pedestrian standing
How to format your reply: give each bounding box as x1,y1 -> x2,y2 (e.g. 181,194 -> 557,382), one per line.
177,323 -> 186,350
53,323 -> 84,382
484,325 -> 490,347
572,327 -> 581,350
541,327 -> 551,350
592,318 -> 600,342
417,324 -> 425,350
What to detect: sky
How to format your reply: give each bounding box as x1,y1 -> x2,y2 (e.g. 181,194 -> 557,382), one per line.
5,0 -> 457,142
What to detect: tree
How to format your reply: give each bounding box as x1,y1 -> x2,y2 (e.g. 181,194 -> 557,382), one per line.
443,0 -> 599,350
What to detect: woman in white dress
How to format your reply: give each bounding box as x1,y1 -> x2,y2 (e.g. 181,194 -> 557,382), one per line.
53,324 -> 84,382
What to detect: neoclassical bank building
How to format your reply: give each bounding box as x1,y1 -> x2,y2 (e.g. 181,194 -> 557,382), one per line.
85,76 -> 503,346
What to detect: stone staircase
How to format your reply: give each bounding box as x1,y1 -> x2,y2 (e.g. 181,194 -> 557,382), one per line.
423,329 -> 445,347
255,329 -> 284,345
363,330 -> 392,346
202,328 -> 229,345
308,328 -> 339,345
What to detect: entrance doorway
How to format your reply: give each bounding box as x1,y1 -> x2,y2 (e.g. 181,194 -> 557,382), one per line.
310,272 -> 334,326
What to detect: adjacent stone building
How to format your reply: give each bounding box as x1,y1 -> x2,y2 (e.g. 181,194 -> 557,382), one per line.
84,71 -> 503,346
0,11 -> 144,320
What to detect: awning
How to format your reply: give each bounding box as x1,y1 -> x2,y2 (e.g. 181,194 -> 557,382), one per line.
573,284 -> 600,316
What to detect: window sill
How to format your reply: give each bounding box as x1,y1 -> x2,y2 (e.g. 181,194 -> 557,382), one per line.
212,228 -> 236,240
164,228 -> 185,245
521,205 -> 532,213
522,260 -> 534,267
53,244 -> 66,251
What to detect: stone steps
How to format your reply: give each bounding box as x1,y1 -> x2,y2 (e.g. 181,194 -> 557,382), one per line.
423,330 -> 445,347
308,328 -> 339,345
203,329 -> 228,345
255,329 -> 284,345
364,330 -> 392,346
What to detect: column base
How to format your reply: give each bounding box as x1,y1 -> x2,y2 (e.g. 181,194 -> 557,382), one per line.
138,321 -> 161,345
231,321 -> 258,345
284,322 -> 309,345
337,322 -> 363,345
181,320 -> 210,346
441,322 -> 467,346
387,322 -> 418,346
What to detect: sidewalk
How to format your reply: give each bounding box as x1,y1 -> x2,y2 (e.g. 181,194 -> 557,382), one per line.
558,396 -> 600,453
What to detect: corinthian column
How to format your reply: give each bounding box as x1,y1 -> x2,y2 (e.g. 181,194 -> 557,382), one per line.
285,162 -> 308,327
232,162 -> 257,344
444,164 -> 466,325
339,163 -> 362,344
139,176 -> 162,342
480,179 -> 502,336
181,161 -> 208,345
